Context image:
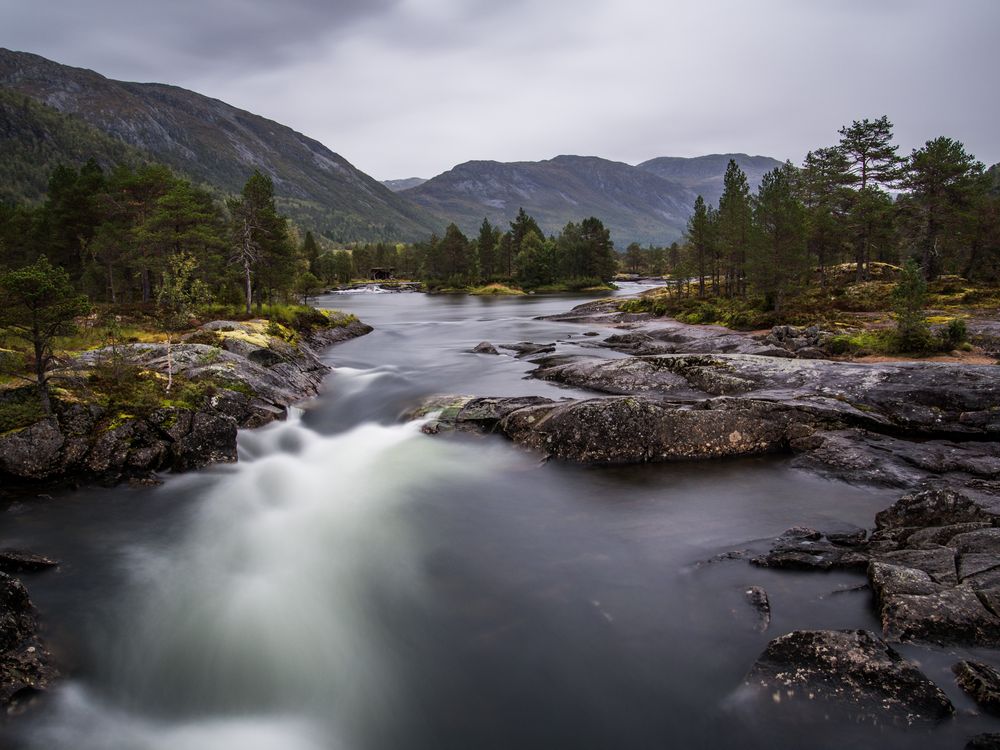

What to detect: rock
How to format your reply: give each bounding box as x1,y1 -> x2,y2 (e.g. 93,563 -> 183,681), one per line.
0,419 -> 65,480
873,581 -> 1000,646
0,551 -> 58,574
954,660 -> 1000,714
497,396 -> 792,464
472,341 -> 499,355
875,488 -> 997,531
172,412 -> 239,471
950,528 -> 1000,555
500,342 -> 557,358
822,522 -> 867,547
751,527 -> 869,571
744,629 -> 953,724
0,316 -> 370,489
0,572 -> 57,710
968,733 -> 1000,750
744,586 -> 771,632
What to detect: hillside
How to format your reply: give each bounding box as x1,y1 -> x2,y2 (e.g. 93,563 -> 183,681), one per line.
383,177 -> 427,192
403,153 -> 784,246
0,48 -> 439,242
637,153 -> 784,207
403,155 -> 698,246
0,89 -> 148,204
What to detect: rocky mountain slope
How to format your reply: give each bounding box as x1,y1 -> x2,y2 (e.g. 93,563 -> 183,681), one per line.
637,153 -> 783,207
382,177 -> 427,192
0,48 -> 439,242
402,153 -> 781,246
0,88 -> 146,204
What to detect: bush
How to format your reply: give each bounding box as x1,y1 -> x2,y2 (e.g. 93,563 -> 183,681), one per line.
939,318 -> 968,349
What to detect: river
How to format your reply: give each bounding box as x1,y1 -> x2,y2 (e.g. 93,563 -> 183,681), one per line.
1,284 -> 986,749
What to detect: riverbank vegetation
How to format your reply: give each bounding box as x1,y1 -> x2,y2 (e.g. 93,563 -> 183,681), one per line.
618,117 -> 1000,354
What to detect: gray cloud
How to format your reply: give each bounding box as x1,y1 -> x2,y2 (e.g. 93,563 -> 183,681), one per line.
2,0 -> 998,180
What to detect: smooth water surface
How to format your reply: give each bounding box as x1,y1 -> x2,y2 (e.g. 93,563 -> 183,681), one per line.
2,285 -> 990,749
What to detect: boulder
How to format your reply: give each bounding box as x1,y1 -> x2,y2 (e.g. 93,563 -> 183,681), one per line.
0,573 -> 57,710
471,341 -> 499,355
954,660 -> 1000,714
744,586 -> 771,632
744,629 -> 953,724
875,488 -> 998,531
0,551 -> 58,574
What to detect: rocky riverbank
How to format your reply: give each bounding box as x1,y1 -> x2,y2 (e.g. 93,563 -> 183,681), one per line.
418,297 -> 1000,739
0,312 -> 370,713
0,315 -> 371,490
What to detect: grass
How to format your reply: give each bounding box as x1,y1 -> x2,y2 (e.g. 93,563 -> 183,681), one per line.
0,386 -> 46,434
469,283 -> 526,296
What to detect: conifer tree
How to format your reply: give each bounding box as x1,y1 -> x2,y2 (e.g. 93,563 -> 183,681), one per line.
901,137 -> 987,279
716,160 -> 752,296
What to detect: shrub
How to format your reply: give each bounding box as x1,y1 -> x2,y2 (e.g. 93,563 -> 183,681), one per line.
939,318 -> 968,350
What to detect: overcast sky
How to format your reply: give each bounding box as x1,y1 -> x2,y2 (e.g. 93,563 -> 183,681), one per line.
3,0 -> 998,180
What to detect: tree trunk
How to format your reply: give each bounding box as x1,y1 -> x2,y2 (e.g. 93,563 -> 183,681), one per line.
244,261 -> 253,316
33,333 -> 51,416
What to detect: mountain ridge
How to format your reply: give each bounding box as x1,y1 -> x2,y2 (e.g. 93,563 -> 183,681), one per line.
401,152 -> 782,245
0,48 -> 440,242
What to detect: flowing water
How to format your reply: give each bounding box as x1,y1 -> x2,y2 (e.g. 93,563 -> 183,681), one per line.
1,285 -> 992,748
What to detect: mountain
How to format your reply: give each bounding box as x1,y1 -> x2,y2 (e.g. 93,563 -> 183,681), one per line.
403,155 -> 698,246
403,153 -> 784,246
0,48 -> 439,242
636,154 -> 784,207
382,177 -> 427,192
0,87 -> 145,204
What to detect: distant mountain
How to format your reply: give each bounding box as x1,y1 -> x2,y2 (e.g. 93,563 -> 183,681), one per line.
0,48 -> 439,242
637,154 -> 785,207
382,177 -> 427,192
403,153 -> 783,246
0,88 -> 145,204
403,156 -> 696,246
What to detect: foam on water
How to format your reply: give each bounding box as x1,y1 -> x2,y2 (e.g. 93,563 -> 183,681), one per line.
23,370 -> 495,749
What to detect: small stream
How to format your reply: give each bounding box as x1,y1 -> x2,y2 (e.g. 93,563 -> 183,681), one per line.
1,284 -> 991,749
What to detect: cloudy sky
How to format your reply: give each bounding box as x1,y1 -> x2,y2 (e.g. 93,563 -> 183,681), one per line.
2,0 -> 998,180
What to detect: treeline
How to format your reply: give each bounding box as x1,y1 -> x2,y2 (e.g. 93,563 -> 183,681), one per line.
0,159 -> 325,311
664,117 -> 1000,310
310,209 -> 618,289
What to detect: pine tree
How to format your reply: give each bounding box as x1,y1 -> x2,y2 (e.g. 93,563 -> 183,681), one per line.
716,160 -> 752,296
901,137 -> 987,280
748,164 -> 809,312
800,147 -> 852,279
686,195 -> 712,297
837,116 -> 904,279
227,170 -> 289,314
0,256 -> 89,414
477,218 -> 498,281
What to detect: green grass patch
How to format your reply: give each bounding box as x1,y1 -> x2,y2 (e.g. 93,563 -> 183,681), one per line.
0,386 -> 46,434
469,283 -> 526,296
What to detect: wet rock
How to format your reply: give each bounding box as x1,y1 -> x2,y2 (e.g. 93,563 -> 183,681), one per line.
497,396 -> 791,464
472,341 -> 499,355
0,572 -> 57,710
968,733 -> 1000,750
950,528 -> 1000,555
875,488 -> 998,531
953,660 -> 1000,714
744,629 -> 953,724
0,551 -> 58,574
500,342 -> 556,358
751,527 -> 869,571
822,522 -> 867,547
0,419 -> 65,481
872,579 -> 1000,646
0,316 -> 371,489
744,586 -> 771,632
